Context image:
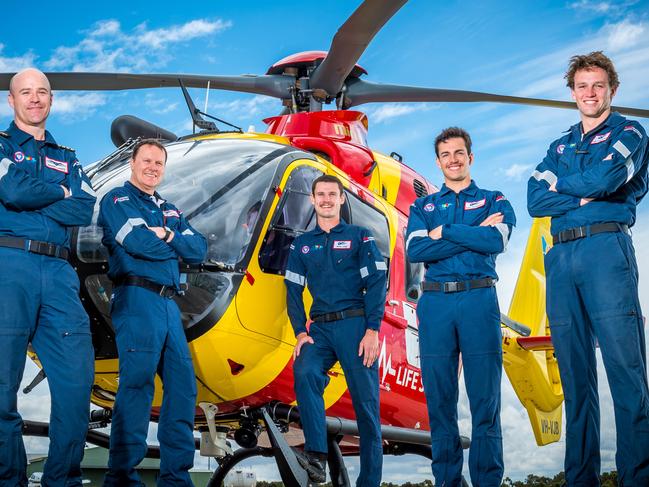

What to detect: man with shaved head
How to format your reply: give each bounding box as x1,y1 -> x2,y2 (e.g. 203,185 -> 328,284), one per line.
0,68 -> 96,486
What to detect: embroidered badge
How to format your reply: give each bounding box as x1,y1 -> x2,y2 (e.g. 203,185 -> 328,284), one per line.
440,203 -> 452,210
113,195 -> 129,203
591,131 -> 611,144
624,125 -> 643,139
333,240 -> 352,250
45,157 -> 69,174
464,198 -> 486,210
496,195 -> 506,201
14,151 -> 24,162
163,209 -> 180,218
423,203 -> 435,212
556,144 -> 565,154
301,245 -> 310,254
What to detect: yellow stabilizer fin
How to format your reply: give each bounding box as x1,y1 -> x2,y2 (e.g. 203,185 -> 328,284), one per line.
502,217 -> 563,446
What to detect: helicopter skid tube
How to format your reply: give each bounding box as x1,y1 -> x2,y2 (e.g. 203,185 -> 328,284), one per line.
22,419 -> 166,458
268,402 -> 471,450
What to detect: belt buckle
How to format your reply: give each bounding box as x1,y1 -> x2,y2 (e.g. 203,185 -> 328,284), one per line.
443,281 -> 459,293
160,286 -> 174,298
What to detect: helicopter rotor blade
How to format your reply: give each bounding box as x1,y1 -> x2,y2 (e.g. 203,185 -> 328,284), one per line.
0,72 -> 295,100
344,78 -> 649,118
309,0 -> 407,98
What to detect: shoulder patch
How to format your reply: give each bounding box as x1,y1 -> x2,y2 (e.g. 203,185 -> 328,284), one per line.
624,125 -> 643,139
113,195 -> 130,204
57,144 -> 76,152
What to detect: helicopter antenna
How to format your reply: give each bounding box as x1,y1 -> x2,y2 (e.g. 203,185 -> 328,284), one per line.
204,80 -> 210,113
179,79 -> 242,134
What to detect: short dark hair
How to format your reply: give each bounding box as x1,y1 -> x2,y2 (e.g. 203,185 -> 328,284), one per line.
132,138 -> 168,162
565,51 -> 619,90
434,127 -> 472,157
311,174 -> 344,195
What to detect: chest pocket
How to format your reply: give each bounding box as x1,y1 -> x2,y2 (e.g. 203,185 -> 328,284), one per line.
43,156 -> 69,184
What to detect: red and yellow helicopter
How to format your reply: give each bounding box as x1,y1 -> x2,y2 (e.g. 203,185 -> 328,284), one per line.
3,1 -> 648,484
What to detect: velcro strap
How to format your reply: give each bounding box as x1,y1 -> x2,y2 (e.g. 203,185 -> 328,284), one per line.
552,223 -> 629,245
311,308 -> 365,323
421,278 -> 495,293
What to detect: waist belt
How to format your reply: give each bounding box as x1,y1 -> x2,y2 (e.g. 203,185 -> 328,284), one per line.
311,308 -> 365,323
0,236 -> 69,260
114,276 -> 179,298
422,277 -> 496,293
552,223 -> 629,245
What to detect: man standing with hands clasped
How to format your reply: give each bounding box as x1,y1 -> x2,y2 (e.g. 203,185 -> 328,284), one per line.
528,51 -> 649,486
406,127 -> 515,487
284,174 -> 387,486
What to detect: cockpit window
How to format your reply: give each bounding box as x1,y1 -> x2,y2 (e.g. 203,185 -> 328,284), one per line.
77,138 -> 284,267
259,165 -> 324,274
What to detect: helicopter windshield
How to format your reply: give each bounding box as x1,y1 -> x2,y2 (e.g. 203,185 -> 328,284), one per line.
76,137 -> 300,353
78,138 -> 287,267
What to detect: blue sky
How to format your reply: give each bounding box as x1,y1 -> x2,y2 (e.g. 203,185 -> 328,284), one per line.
4,0 -> 649,482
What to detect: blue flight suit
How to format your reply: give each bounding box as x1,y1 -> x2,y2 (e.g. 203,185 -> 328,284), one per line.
406,181 -> 515,487
284,221 -> 387,487
528,112 -> 649,486
0,122 -> 95,486
98,181 -> 207,486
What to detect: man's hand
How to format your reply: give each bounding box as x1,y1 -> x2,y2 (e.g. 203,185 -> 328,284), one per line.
580,198 -> 593,206
294,332 -> 314,360
61,185 -> 71,198
358,329 -> 379,367
479,212 -> 503,227
549,182 -> 557,192
428,225 -> 443,240
149,226 -> 167,239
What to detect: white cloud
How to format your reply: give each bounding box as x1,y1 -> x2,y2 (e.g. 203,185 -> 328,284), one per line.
568,0 -> 639,17
44,18 -> 232,73
0,44 -> 36,72
503,163 -> 534,182
568,1 -> 614,13
603,19 -> 646,52
137,19 -> 232,49
366,103 -> 436,124
210,94 -> 277,117
52,92 -> 108,119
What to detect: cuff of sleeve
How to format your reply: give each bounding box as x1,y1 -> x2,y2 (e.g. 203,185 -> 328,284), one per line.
555,178 -> 567,193
366,321 -> 381,331
293,325 -> 308,337
442,224 -> 456,241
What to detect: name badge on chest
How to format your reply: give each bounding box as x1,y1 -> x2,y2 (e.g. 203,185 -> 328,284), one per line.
333,240 -> 352,250
464,198 -> 485,210
45,157 -> 69,174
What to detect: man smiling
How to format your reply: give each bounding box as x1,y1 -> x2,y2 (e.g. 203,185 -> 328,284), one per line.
0,68 -> 95,486
406,127 -> 515,487
285,174 -> 387,486
528,52 -> 649,486
99,139 -> 207,486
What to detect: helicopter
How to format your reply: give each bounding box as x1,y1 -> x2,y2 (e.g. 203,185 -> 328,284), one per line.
3,1 -> 649,485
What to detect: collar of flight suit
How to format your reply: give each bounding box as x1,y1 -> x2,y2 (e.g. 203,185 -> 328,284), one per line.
7,121 -> 58,148
565,111 -> 626,138
124,180 -> 166,206
438,179 -> 479,198
313,220 -> 347,236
